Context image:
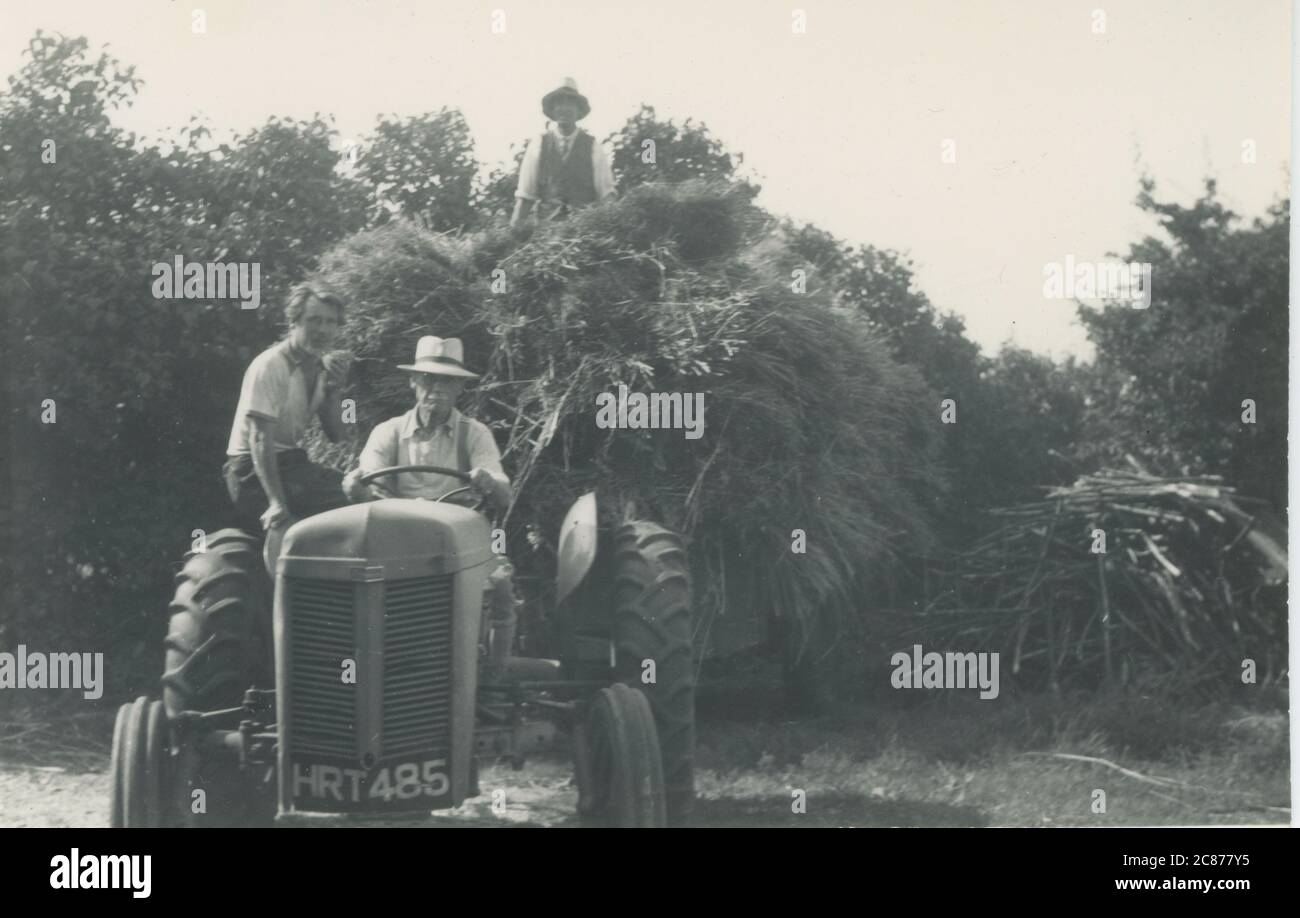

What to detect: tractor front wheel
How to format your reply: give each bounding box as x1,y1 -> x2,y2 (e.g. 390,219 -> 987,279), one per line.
109,697 -> 169,827
578,684 -> 667,827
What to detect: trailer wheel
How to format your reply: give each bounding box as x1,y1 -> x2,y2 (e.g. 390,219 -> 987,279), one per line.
580,684 -> 667,827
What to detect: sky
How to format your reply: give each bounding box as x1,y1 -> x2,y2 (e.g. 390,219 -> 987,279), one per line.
1,0 -> 1290,359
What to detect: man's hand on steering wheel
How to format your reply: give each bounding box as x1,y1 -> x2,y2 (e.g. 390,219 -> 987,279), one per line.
342,468 -> 392,502
468,467 -> 497,498
352,464 -> 491,512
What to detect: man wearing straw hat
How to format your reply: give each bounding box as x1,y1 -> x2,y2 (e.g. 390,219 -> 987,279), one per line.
342,337 -> 519,658
510,78 -> 616,227
342,336 -> 510,508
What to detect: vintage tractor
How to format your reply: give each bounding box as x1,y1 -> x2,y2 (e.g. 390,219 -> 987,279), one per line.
108,465 -> 694,827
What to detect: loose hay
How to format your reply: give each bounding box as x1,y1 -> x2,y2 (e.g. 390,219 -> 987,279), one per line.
309,182 -> 947,655
913,467 -> 1287,691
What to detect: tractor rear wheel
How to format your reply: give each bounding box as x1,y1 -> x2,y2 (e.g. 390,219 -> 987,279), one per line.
160,528 -> 272,826
580,684 -> 667,827
609,521 -> 695,826
162,528 -> 268,718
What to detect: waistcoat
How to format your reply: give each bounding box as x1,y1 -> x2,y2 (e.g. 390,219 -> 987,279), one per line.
539,131 -> 597,206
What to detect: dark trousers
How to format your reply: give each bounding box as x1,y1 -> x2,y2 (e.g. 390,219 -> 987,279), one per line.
223,449 -> 348,530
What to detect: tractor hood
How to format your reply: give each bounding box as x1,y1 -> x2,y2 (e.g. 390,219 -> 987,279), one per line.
278,499 -> 493,579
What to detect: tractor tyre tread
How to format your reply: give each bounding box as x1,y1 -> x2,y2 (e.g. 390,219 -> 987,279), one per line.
161,529 -> 268,719
609,520 -> 695,826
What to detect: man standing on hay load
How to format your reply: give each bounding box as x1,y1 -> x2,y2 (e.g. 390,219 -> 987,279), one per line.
510,78 -> 616,227
340,337 -> 521,660
224,283 -> 352,532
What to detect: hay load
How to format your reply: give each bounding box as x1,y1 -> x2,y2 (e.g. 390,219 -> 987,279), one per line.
311,182 -> 947,655
914,466 -> 1288,690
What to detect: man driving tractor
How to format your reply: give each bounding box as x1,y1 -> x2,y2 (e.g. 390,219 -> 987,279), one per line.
341,336 -> 521,662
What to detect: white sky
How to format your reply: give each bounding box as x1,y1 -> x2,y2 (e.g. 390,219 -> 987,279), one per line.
1,0 -> 1290,359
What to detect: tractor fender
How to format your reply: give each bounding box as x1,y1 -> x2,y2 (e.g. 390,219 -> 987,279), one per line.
556,492 -> 598,607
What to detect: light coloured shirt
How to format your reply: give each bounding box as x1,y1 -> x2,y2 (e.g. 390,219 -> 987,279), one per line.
515,126 -> 615,203
227,339 -> 326,455
358,407 -> 506,502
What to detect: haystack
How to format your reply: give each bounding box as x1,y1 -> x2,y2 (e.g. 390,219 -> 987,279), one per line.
914,466 -> 1287,690
310,182 -> 947,656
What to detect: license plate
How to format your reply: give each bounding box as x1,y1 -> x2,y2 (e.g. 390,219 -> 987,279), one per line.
291,757 -> 451,811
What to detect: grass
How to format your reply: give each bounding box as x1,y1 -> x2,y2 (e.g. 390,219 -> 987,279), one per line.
0,671 -> 1288,827
689,665 -> 1290,827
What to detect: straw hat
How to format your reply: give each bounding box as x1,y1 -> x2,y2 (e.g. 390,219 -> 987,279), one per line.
542,77 -> 591,121
396,336 -> 479,379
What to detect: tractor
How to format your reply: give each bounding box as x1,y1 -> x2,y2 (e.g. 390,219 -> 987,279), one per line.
108,464 -> 695,827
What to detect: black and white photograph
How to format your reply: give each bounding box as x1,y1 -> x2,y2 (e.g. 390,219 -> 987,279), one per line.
0,0 -> 1293,864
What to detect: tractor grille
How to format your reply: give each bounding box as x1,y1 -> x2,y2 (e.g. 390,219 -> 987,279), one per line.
382,575 -> 454,758
286,578 -> 356,758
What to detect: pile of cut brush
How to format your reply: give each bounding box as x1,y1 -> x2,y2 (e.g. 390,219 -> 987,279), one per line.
308,181 -> 947,657
912,466 -> 1287,692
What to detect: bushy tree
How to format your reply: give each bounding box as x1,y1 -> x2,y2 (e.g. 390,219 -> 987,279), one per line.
356,108 -> 478,232
780,221 -> 1080,527
0,33 -> 367,693
476,144 -> 525,223
606,104 -> 759,197
1078,179 -> 1288,507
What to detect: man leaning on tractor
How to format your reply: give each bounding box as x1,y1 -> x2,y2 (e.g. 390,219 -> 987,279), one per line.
224,283 -> 352,532
341,336 -> 521,663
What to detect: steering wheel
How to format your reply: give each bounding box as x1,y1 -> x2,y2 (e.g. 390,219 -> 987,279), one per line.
358,465 -> 488,512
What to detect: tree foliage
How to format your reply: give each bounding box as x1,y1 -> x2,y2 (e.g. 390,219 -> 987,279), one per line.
356,108 -> 478,232
1,32 -> 1285,701
781,221 -> 1085,527
606,104 -> 758,198
0,34 -> 367,689
1078,179 -> 1288,507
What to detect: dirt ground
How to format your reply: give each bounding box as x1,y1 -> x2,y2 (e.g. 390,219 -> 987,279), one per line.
0,677 -> 1290,828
